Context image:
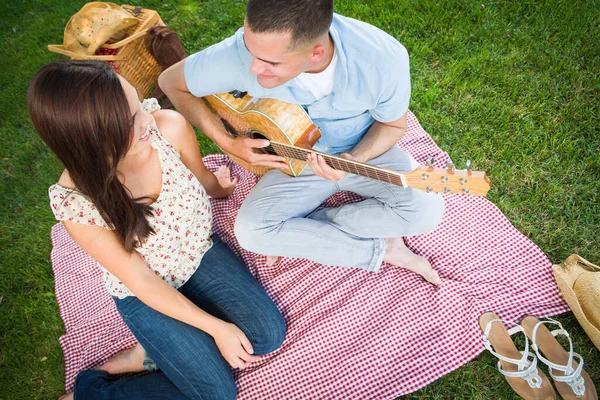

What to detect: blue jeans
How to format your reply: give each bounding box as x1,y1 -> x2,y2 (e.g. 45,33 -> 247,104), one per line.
235,146 -> 445,271
73,235 -> 286,400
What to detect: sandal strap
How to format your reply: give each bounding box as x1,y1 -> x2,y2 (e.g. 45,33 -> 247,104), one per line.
550,352 -> 586,397
496,352 -> 543,389
530,318 -> 586,396
482,319 -> 542,389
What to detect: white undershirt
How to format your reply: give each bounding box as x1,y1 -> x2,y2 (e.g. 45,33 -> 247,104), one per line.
294,48 -> 338,100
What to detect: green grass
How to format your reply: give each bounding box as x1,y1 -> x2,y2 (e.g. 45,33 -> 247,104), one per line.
0,0 -> 598,398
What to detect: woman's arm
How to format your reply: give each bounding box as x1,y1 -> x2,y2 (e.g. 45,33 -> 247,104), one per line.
62,220 -> 258,368
153,109 -> 238,198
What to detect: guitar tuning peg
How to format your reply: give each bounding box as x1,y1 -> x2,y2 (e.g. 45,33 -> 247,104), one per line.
426,157 -> 434,167
465,160 -> 472,171
446,160 -> 454,170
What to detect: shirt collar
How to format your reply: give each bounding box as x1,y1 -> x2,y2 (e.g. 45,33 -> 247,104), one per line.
328,17 -> 348,98
286,18 -> 348,97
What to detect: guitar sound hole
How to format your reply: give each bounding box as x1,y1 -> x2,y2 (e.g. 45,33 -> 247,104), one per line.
219,118 -> 275,155
251,130 -> 276,155
220,118 -> 238,138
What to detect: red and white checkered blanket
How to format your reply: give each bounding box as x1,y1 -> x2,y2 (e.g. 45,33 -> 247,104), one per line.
51,111 -> 568,398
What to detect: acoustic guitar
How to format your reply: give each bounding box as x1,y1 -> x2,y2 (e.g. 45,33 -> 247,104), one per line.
203,91 -> 491,196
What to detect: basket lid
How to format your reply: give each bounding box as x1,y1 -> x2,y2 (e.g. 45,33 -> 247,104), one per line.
64,2 -> 139,55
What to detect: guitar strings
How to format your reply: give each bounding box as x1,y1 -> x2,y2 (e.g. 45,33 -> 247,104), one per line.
267,142 -> 405,186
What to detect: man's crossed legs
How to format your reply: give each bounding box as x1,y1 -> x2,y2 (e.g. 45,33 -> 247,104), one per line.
235,146 -> 445,284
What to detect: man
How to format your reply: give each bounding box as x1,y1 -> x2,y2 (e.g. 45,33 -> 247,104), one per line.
159,0 -> 445,284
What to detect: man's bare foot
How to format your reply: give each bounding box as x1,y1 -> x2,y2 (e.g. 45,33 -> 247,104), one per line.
383,238 -> 441,285
96,342 -> 146,375
266,255 -> 280,267
58,394 -> 73,400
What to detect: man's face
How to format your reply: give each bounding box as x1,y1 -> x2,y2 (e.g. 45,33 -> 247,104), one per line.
243,21 -> 313,88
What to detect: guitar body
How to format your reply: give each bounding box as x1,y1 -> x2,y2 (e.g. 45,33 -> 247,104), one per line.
203,92 -> 321,176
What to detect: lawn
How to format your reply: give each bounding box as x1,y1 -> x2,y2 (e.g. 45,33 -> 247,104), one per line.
0,0 -> 598,398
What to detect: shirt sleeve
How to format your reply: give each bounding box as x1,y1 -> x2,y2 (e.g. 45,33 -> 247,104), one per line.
49,185 -> 111,229
183,30 -> 249,98
369,46 -> 411,123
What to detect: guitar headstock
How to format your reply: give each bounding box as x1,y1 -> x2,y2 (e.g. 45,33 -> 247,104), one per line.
403,160 -> 491,196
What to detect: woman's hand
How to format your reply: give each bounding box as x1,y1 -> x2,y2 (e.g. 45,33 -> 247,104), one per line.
212,321 -> 260,369
214,165 -> 239,198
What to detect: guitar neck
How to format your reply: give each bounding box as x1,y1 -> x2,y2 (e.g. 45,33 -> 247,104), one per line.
268,141 -> 408,187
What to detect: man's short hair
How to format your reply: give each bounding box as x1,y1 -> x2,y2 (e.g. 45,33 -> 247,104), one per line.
246,0 -> 334,49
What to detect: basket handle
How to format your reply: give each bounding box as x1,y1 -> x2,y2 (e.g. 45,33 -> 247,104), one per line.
47,45 -> 126,61
103,29 -> 150,49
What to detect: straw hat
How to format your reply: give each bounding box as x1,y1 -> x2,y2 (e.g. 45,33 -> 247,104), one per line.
552,254 -> 600,350
63,2 -> 139,55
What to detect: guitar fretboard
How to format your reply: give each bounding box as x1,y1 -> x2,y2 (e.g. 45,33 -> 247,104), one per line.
267,141 -> 408,187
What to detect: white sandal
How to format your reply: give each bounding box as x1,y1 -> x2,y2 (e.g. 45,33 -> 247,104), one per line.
521,316 -> 598,400
479,312 -> 556,399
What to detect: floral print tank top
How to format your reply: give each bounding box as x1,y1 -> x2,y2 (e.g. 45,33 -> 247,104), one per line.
48,100 -> 213,298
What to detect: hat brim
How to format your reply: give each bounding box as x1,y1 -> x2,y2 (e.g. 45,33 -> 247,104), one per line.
553,259 -> 600,350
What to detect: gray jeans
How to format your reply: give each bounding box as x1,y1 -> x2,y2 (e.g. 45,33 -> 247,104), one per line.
234,146 -> 445,272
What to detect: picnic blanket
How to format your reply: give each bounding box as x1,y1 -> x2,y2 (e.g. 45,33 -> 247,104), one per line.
51,111 -> 569,398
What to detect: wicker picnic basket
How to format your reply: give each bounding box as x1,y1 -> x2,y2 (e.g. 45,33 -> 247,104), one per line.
48,4 -> 164,100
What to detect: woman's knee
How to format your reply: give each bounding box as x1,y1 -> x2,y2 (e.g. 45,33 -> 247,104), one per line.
220,382 -> 238,400
251,305 -> 287,355
196,375 -> 237,400
266,310 -> 287,353
179,365 -> 237,400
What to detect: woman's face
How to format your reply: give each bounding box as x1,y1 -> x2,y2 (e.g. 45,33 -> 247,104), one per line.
118,75 -> 154,157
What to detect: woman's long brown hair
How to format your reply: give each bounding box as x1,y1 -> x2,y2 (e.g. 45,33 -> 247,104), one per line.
28,60 -> 154,252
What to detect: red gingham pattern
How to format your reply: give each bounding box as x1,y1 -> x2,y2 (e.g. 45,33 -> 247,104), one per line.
51,111 -> 569,398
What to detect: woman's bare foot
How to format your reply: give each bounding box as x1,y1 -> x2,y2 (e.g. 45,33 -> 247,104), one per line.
383,238 -> 441,285
265,255 -> 280,267
58,394 -> 73,400
96,342 -> 146,374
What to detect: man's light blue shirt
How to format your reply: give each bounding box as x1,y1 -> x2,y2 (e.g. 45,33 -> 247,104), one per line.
184,13 -> 411,154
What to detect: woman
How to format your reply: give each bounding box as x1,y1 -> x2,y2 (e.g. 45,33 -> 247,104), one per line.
28,60 -> 286,399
